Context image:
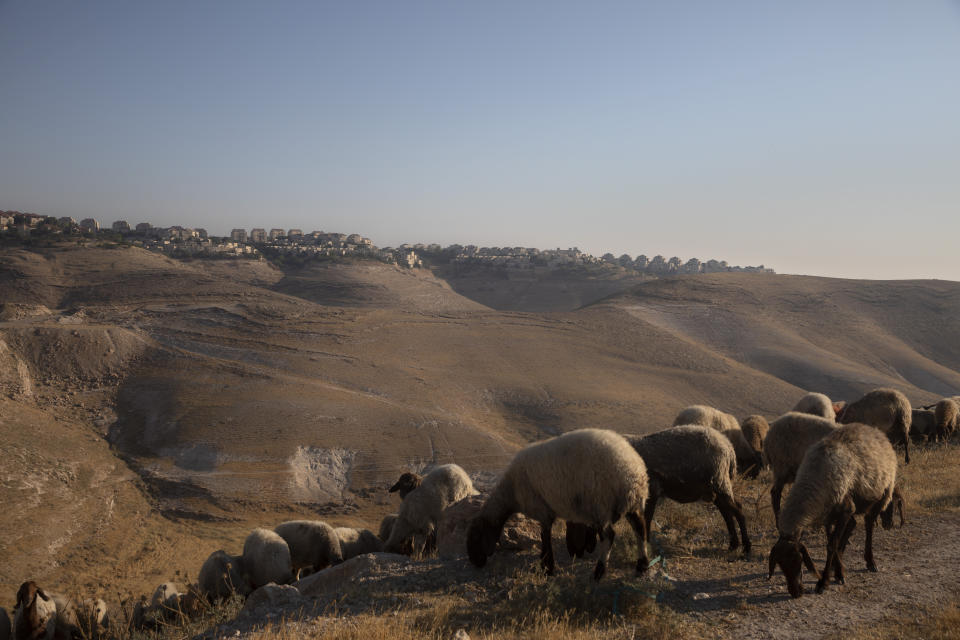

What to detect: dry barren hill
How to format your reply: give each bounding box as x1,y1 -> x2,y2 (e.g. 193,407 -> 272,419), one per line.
1,242 -> 959,606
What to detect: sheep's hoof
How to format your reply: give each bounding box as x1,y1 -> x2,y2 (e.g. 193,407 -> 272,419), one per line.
635,558 -> 649,574
866,562 -> 878,573
741,543 -> 752,557
815,579 -> 828,594
834,573 -> 845,585
593,561 -> 606,581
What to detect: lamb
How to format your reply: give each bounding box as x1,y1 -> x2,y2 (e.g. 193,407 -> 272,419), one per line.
274,520 -> 343,577
740,415 -> 770,470
385,463 -> 478,555
836,388 -> 912,463
197,550 -> 250,602
12,582 -> 57,640
763,412 -> 839,525
467,428 -> 649,581
334,527 -> 384,559
672,405 -> 762,476
934,398 -> 958,441
388,472 -> 423,498
149,583 -> 180,610
792,392 -> 836,420
74,599 -> 110,640
768,423 -> 898,598
910,409 -> 936,442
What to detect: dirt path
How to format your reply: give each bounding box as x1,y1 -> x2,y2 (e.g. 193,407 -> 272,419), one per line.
658,511 -> 960,639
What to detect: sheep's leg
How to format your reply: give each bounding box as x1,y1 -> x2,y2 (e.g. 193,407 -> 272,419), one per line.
593,523 -> 617,581
816,504 -> 853,594
903,431 -> 911,464
626,510 -> 649,574
771,481 -> 784,528
864,498 -> 886,572
713,495 -> 740,551
643,494 -> 659,532
717,492 -> 751,555
539,518 -> 556,576
833,516 -> 857,585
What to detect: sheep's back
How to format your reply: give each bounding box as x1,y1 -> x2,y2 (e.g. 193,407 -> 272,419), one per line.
839,388 -> 911,435
792,392 -> 835,419
242,528 -> 293,588
764,412 -> 838,483
627,425 -> 734,498
507,428 -> 647,526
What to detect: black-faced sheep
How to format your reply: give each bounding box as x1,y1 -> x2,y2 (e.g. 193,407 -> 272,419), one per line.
241,528 -> 294,589
467,428 -> 649,581
911,409 -> 936,442
334,527 -> 384,559
768,423 -> 898,598
385,463 -> 477,555
672,405 -> 762,476
629,425 -> 751,555
763,412 -> 839,525
197,550 -> 250,602
934,398 -> 958,442
792,392 -> 835,420
388,472 -> 423,498
274,520 -> 343,578
836,388 -> 912,463
12,582 -> 57,640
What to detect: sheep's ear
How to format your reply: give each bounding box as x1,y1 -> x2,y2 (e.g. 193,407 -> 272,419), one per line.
36,588 -> 50,602
798,543 -> 819,578
767,547 -> 777,579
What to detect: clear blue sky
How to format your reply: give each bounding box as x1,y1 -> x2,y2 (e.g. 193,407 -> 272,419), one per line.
2,1 -> 959,279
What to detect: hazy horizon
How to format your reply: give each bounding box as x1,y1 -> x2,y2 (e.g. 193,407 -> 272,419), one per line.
2,1 -> 959,281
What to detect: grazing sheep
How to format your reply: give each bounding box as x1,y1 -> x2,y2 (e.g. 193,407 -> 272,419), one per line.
836,388 -> 912,463
334,527 -> 384,559
385,463 -> 478,555
241,528 -> 294,588
768,423 -> 898,598
197,550 -> 250,602
792,392 -> 835,420
274,520 -> 343,577
740,415 -> 770,470
763,412 -> 840,525
76,599 -> 109,640
378,513 -> 398,542
934,398 -> 958,442
629,425 -> 751,554
388,472 -> 423,498
467,429 -> 649,581
910,409 -> 936,442
12,582 -> 57,640
149,583 -> 180,610
672,405 -> 762,476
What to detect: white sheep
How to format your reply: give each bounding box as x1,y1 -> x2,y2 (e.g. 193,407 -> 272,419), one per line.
629,425 -> 751,555
740,415 -> 770,471
836,388 -> 912,463
934,398 -> 958,441
768,423 -> 898,598
388,472 -> 423,498
467,428 -> 649,581
197,550 -> 250,602
384,463 -> 478,555
274,520 -> 343,577
333,527 -> 384,559
241,528 -> 294,589
672,405 -> 761,476
12,582 -> 57,640
792,392 -> 836,420
763,412 -> 839,525
75,598 -> 110,640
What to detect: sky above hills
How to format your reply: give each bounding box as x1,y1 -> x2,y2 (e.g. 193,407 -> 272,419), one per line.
2,1 -> 959,280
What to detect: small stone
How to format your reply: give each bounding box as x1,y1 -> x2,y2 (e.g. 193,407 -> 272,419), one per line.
452,630 -> 470,640
692,592 -> 710,600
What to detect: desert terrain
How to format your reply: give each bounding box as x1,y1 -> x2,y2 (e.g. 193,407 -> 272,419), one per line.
1,241 -> 958,638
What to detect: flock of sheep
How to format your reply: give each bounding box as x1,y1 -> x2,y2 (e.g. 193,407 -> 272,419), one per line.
4,387 -> 958,640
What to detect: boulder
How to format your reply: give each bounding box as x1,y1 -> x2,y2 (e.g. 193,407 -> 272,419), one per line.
242,584 -> 304,615
436,495 -> 540,560
293,553 -> 410,598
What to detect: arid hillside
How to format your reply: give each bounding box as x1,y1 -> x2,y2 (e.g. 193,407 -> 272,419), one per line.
1,242 -> 958,606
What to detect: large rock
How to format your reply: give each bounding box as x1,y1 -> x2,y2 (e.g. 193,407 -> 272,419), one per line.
436,495 -> 541,560
242,583 -> 304,614
293,553 -> 410,598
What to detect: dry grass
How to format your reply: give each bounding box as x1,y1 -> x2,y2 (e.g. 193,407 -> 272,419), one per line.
848,599 -> 960,640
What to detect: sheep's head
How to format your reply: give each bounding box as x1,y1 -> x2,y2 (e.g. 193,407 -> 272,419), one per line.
881,488 -> 906,530
768,536 -> 818,599
565,522 -> 599,559
466,517 -> 500,568
833,403 -> 846,421
389,472 -> 423,498
14,581 -> 52,640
